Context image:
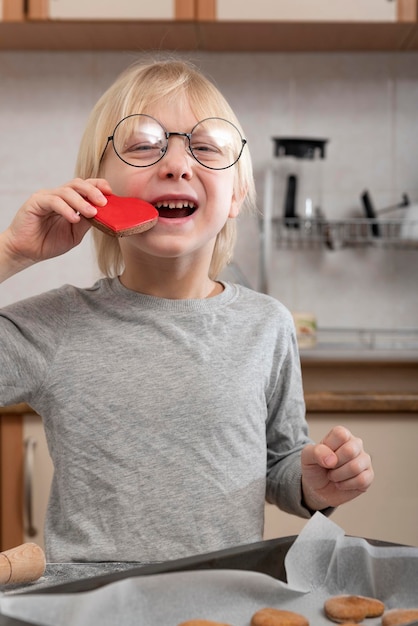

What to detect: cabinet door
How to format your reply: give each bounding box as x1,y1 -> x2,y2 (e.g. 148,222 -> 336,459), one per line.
0,0 -> 25,21
214,0 -> 398,22
29,0 -> 194,20
23,415 -> 53,551
0,413 -> 23,551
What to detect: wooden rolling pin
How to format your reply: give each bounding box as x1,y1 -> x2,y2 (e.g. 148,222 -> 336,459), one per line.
0,543 -> 46,585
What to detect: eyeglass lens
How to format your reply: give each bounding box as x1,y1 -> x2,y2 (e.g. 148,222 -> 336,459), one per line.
111,115 -> 245,170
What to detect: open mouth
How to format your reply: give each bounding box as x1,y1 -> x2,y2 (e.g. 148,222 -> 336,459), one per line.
154,201 -> 197,219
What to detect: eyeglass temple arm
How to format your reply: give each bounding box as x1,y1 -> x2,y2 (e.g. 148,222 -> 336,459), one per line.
99,136 -> 113,164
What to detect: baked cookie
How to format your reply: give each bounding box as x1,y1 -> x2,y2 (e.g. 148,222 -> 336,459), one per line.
177,621 -> 232,626
90,194 -> 158,237
382,609 -> 418,626
251,608 -> 309,626
324,595 -> 385,623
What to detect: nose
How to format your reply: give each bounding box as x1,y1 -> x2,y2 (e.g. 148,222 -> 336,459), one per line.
158,135 -> 193,180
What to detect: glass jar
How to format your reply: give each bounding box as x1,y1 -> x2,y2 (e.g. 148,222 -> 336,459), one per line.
272,137 -> 328,229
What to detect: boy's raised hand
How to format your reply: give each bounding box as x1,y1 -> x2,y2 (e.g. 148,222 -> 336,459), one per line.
0,178 -> 111,280
301,425 -> 374,511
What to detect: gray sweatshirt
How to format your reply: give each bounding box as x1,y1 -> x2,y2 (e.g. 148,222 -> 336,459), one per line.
0,278 -> 312,563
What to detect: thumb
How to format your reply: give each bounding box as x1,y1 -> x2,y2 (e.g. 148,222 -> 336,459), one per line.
302,442 -> 338,469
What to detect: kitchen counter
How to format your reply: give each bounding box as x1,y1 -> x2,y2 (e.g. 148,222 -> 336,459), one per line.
299,326 -> 418,363
300,348 -> 418,362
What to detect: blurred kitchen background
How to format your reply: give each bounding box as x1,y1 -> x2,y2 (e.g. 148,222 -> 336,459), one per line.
1,1 -> 418,552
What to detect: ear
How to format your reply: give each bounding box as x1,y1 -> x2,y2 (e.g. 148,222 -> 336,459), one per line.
228,187 -> 247,219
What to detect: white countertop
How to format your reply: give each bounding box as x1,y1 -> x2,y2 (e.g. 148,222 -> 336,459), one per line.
299,327 -> 418,362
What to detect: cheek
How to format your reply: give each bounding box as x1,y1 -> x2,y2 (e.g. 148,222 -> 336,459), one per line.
100,161 -> 122,192
207,171 -> 235,202
100,155 -> 148,196
218,176 -> 240,218
101,171 -> 148,198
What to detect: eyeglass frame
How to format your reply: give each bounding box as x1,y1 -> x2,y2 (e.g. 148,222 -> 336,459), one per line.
99,113 -> 247,171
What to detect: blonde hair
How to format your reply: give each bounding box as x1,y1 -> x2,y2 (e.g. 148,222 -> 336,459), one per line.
75,58 -> 256,279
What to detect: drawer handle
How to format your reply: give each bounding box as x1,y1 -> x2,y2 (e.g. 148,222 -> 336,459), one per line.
24,437 -> 38,538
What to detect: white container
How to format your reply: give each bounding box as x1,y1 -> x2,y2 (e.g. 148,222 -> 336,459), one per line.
400,203 -> 418,240
293,312 -> 317,349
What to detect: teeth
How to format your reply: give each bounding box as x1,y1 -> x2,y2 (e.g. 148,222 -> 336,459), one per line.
154,201 -> 196,210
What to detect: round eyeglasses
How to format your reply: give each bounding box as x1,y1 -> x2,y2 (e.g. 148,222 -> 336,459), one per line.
100,114 -> 247,171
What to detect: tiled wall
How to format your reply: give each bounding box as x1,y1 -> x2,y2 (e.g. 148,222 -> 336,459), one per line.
1,50 -> 417,328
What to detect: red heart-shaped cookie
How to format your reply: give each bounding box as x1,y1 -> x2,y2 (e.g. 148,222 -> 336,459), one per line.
90,194 -> 158,237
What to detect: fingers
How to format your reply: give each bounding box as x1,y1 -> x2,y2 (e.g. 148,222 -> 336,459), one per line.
301,425 -> 374,511
318,426 -> 374,491
5,178 -> 114,267
313,425 -> 359,467
332,459 -> 374,492
30,178 -> 111,224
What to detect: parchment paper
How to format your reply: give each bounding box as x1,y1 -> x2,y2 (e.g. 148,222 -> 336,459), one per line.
1,513 -> 417,626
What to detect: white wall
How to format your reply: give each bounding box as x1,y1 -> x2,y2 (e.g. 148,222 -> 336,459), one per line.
1,50 -> 417,328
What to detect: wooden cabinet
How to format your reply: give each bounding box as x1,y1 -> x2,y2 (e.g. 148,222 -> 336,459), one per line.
25,0 -> 418,23
0,0 -> 417,50
0,407 -> 23,551
0,0 -> 198,51
195,0 -> 418,51
28,0 -> 194,20
0,405 -> 52,552
0,0 -> 25,21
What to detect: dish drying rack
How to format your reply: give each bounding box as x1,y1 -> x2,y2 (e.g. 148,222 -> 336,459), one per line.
271,217 -> 418,250
261,167 -> 418,251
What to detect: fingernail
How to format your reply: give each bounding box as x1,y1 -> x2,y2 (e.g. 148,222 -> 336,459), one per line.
324,454 -> 336,467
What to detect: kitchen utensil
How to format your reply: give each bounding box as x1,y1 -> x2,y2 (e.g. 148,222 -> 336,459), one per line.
272,137 -> 328,230
90,194 -> 158,237
360,190 -> 410,238
379,192 -> 410,214
360,190 -> 381,237
0,543 -> 45,586
284,174 -> 299,227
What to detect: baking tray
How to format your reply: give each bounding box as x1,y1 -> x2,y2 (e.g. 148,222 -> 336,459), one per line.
13,536 -> 294,596
0,533 -> 399,626
0,536 -> 293,626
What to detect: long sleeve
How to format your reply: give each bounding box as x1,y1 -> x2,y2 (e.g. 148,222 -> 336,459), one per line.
265,318 -> 313,517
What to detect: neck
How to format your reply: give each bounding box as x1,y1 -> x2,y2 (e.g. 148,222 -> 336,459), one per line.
119,261 -> 223,300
